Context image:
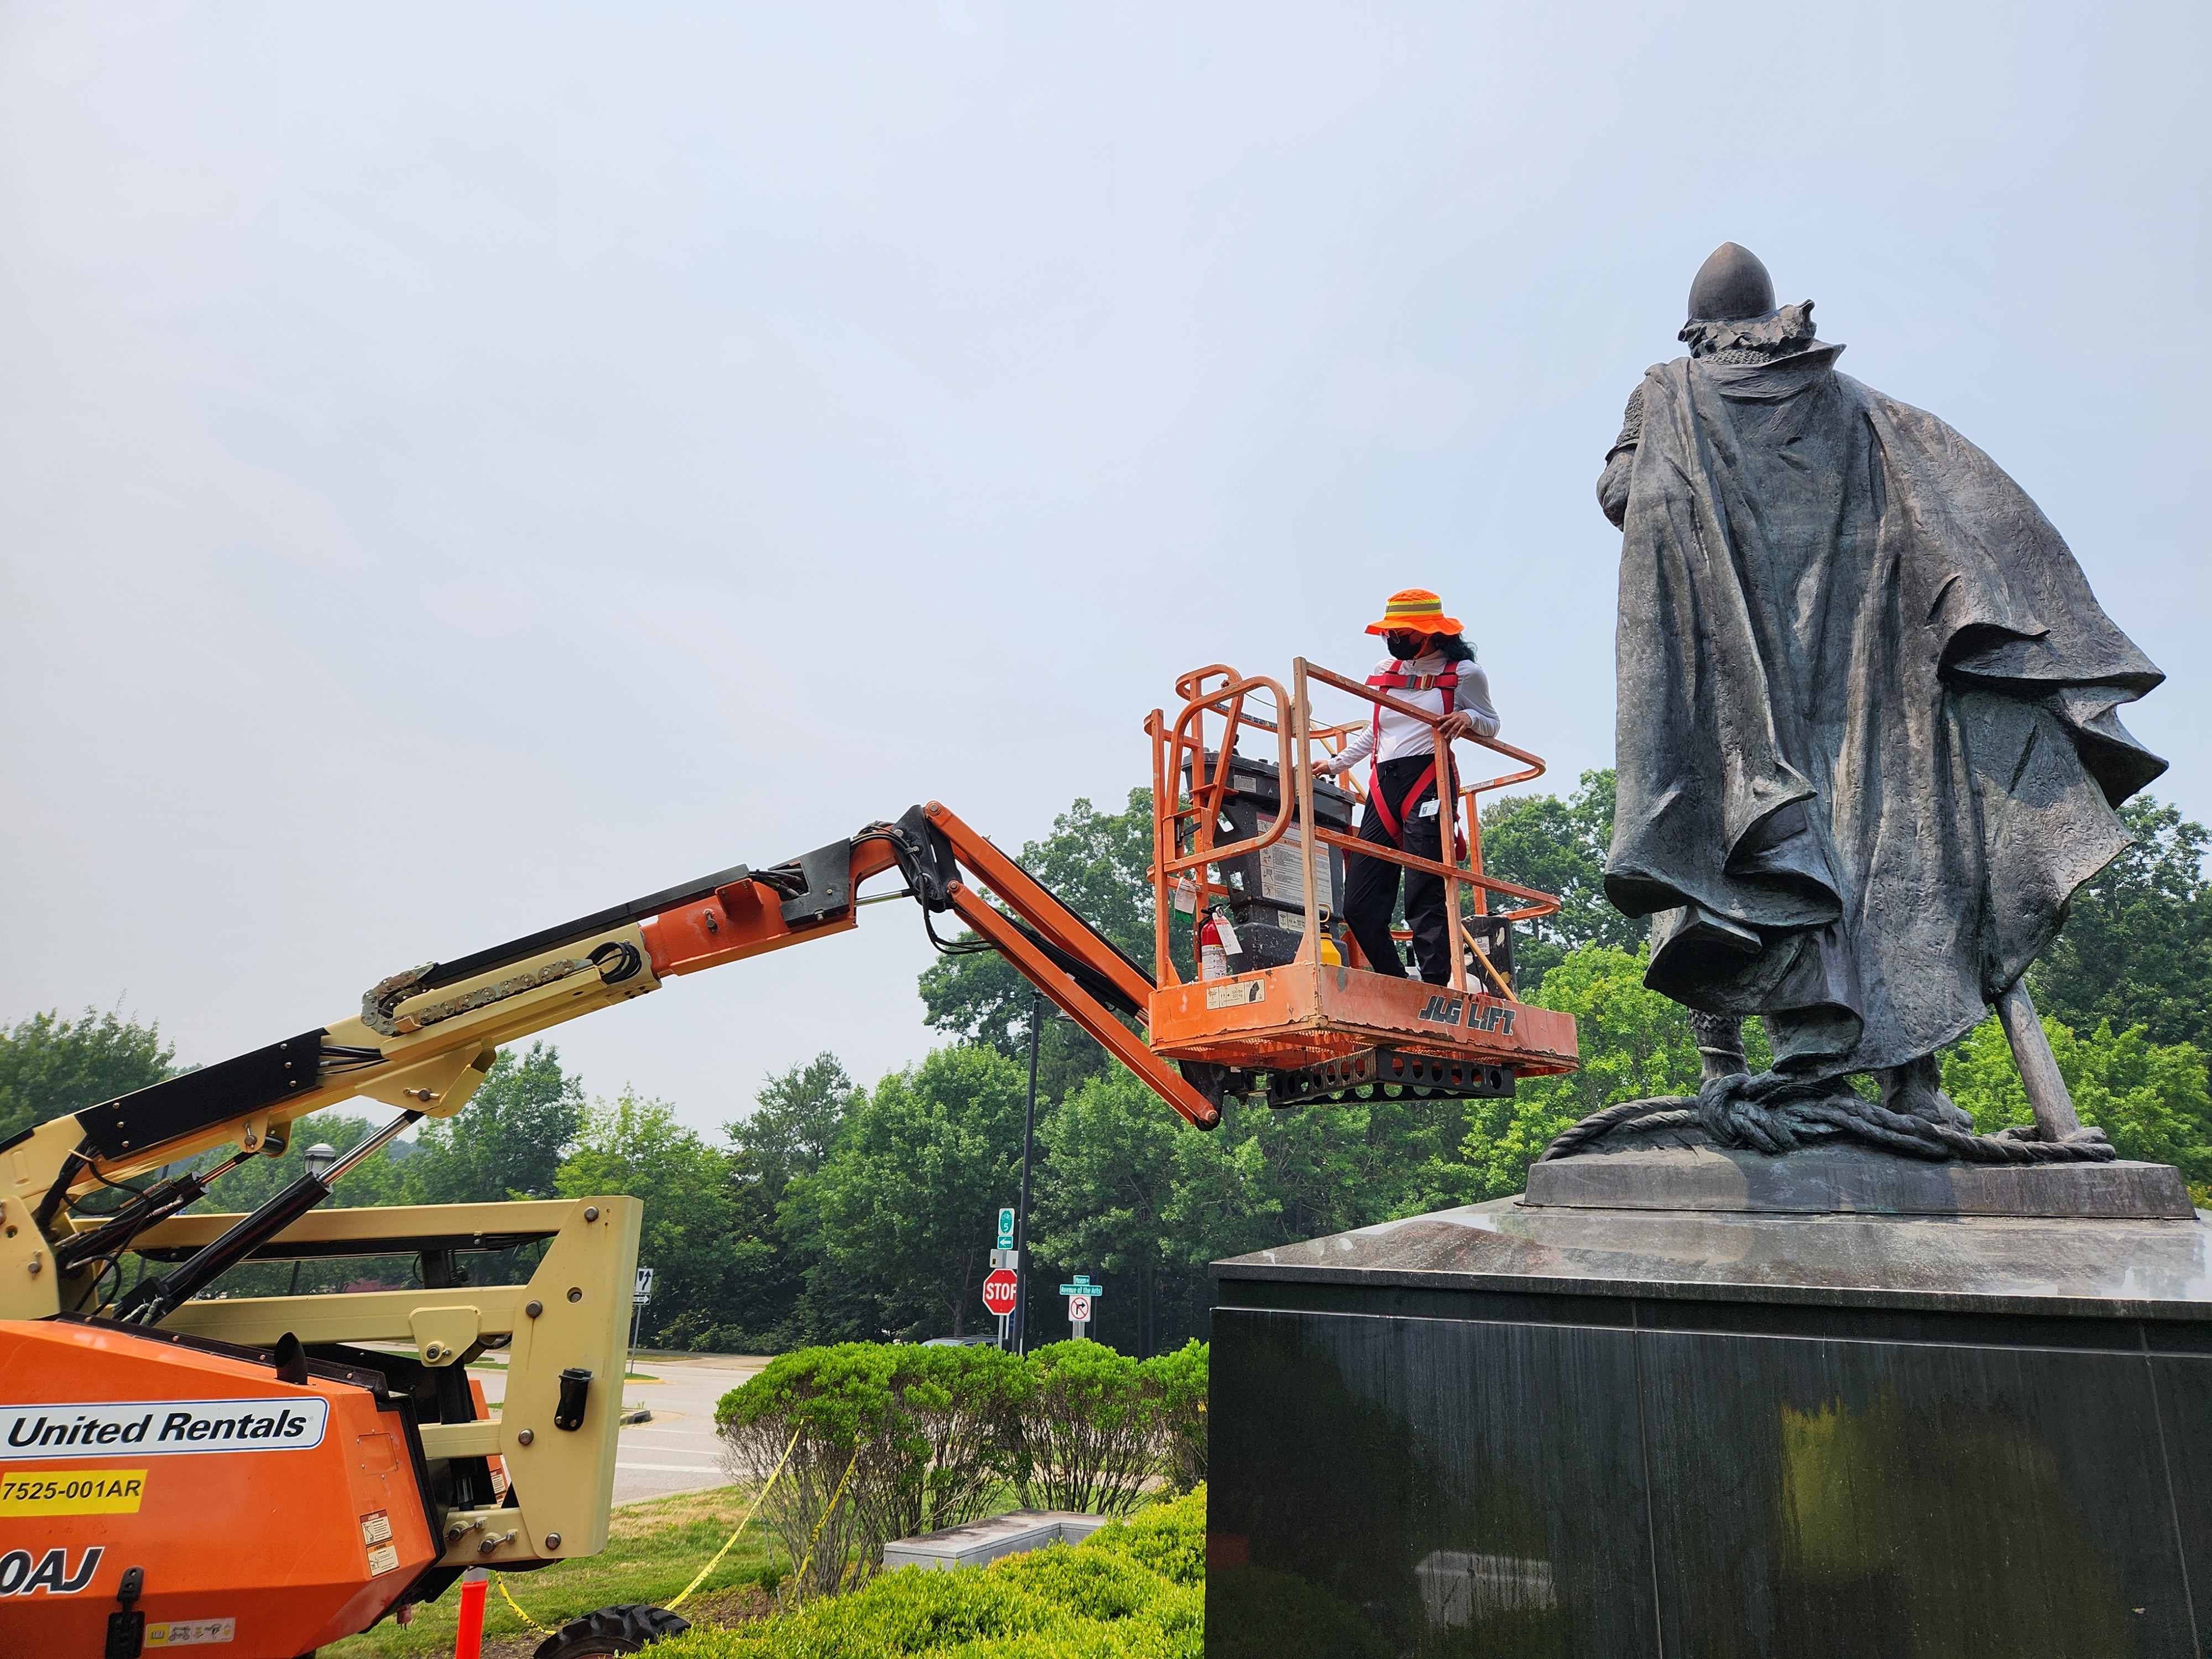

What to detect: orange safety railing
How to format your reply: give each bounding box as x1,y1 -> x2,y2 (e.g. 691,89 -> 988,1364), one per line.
1145,667 -> 1297,989
1148,659 -> 1561,998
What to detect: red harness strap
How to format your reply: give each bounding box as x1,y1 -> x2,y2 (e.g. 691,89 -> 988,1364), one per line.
1364,662 -> 1457,848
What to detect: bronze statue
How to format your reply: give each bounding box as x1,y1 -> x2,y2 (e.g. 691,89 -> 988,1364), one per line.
1554,244 -> 2165,1164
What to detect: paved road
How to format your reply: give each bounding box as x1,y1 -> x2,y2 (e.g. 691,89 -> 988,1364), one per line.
472,1351 -> 768,1507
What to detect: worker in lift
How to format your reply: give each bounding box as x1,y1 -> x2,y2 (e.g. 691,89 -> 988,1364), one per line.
1315,588 -> 1499,981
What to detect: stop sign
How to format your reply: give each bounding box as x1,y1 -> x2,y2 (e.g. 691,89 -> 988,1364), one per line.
982,1269 -> 1019,1318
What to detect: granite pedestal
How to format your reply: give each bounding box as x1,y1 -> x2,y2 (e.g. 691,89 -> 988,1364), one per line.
1207,1150 -> 2212,1658
881,1509 -> 1107,1573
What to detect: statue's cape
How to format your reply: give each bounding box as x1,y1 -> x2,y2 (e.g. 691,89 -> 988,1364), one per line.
1606,348 -> 2164,1076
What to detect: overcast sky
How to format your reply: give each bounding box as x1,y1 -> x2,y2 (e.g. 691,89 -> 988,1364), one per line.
3,3 -> 2204,1136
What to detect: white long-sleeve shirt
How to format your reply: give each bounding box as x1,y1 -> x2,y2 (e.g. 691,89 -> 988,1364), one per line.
1320,650 -> 1500,776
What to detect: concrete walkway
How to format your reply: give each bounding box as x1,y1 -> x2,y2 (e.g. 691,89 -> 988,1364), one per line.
471,1350 -> 769,1507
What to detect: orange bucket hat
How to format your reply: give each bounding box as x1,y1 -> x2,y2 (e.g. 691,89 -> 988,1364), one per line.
1365,587 -> 1462,636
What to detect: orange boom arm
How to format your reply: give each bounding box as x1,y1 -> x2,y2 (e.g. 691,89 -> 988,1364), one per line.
629,804 -> 1219,1126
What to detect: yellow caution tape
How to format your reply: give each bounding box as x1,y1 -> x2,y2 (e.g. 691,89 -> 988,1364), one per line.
784,1441 -> 862,1609
666,1426 -> 803,1611
491,1570 -> 555,1635
492,1424 -> 806,1628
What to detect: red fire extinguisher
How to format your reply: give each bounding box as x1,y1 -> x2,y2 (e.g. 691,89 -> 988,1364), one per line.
1199,910 -> 1232,980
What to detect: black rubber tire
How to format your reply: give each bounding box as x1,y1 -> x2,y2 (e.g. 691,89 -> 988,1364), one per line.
532,1604 -> 692,1658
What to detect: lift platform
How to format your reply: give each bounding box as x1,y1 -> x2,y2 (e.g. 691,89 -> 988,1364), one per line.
1144,658 -> 1578,1109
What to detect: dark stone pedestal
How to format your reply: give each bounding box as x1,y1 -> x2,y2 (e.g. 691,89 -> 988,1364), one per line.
1207,1176 -> 2212,1658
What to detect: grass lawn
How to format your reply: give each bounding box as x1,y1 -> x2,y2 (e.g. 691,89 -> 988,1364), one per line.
326,1485 -> 782,1659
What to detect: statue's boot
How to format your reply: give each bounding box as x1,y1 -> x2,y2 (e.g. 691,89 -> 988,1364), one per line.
1689,1013 -> 1749,1084
1876,1054 -> 1973,1131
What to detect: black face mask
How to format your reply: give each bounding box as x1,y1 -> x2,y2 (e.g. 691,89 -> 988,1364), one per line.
1384,632 -> 1429,659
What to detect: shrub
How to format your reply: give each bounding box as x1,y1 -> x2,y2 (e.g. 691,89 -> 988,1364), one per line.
719,1343 -> 1029,1597
653,1485 -> 1208,1658
718,1344 -> 904,1601
1013,1342 -> 1160,1517
1081,1483 -> 1206,1587
1138,1341 -> 1208,1494
716,1340 -> 1209,1602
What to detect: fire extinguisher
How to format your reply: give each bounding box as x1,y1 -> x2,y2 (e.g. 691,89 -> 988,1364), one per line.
1199,909 -> 1237,980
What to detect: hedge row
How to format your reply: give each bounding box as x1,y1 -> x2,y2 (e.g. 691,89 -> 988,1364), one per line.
656,1483 -> 1206,1659
715,1340 -> 1206,1600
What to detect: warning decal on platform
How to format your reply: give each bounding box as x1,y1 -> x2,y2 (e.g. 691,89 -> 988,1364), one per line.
147,1619 -> 236,1647
1205,980 -> 1265,1010
0,1469 -> 145,1514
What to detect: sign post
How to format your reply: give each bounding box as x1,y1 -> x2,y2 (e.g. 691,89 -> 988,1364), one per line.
982,1267 -> 1020,1328
1013,991 -> 1046,1353
1059,1274 -> 1102,1340
986,1219 -> 1022,1350
629,1266 -> 654,1374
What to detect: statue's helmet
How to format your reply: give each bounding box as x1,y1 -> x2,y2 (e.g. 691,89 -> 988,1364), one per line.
1687,242 -> 1775,322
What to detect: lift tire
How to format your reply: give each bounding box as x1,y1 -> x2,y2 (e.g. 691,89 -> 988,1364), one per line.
533,1604 -> 692,1658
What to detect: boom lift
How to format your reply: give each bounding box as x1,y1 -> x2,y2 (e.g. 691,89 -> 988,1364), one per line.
0,657 -> 1573,1658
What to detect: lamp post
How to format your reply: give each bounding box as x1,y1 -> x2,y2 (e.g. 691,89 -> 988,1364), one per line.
290,1144 -> 340,1296
1013,990 -> 1042,1355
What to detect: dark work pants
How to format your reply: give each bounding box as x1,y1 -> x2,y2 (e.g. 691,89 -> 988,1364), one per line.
1344,756 -> 1451,981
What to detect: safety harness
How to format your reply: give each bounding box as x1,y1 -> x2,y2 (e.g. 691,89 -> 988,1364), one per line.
1364,660 -> 1458,848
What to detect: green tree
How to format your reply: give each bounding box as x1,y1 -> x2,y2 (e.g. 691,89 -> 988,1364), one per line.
2033,796 -> 2212,1053
772,1154 -> 881,1350
0,1007 -> 174,1142
723,1053 -> 861,1352
1071,1081 -> 1487,1349
1189,1092 -> 1475,1250
1941,1015 -> 2212,1193
557,1089 -> 749,1348
731,1052 -> 854,1201
401,1041 -> 584,1205
918,791 -> 1161,1103
812,1045 -> 1028,1340
1445,943 -> 1733,1203
1034,1067 -> 1185,1356
1477,769 -> 1642,988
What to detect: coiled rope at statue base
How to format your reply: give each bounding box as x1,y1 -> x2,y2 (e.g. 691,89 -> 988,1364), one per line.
492,1423 -> 834,1634
1540,1068 -> 2117,1164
